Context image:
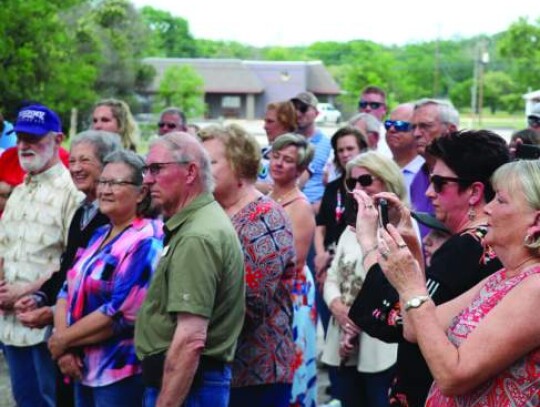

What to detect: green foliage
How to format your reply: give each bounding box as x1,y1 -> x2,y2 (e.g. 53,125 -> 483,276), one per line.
140,6 -> 197,57
155,65 -> 205,118
195,39 -> 256,59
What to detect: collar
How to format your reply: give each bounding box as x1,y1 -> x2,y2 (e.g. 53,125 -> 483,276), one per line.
24,162 -> 65,185
164,192 -> 215,236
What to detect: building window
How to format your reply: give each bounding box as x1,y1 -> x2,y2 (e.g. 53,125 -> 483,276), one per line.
222,96 -> 241,108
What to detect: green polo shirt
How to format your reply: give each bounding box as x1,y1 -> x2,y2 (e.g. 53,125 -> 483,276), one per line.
135,193 -> 245,362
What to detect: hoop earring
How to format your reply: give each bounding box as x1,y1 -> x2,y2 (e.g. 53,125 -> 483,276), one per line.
467,206 -> 476,221
524,233 -> 536,247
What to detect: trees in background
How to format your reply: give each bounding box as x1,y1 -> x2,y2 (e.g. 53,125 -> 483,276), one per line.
1,1 -> 538,123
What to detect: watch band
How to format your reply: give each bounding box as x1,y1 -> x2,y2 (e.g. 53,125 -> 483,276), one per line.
404,295 -> 430,311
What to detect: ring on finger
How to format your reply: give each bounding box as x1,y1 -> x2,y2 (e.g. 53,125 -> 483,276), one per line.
397,243 -> 407,249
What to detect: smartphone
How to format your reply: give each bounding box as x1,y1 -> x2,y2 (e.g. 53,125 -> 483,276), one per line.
515,143 -> 540,160
378,198 -> 389,228
344,192 -> 358,227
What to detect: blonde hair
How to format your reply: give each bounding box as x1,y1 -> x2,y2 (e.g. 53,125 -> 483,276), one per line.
93,99 -> 139,151
346,151 -> 408,203
198,124 -> 261,182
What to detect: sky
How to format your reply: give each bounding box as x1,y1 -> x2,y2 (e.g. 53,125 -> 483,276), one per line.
131,0 -> 537,47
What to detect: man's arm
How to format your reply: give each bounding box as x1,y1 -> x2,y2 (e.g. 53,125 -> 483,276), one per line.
157,313 -> 209,407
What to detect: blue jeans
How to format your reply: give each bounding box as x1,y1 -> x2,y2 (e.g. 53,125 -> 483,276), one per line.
330,365 -> 395,407
3,342 -> 57,407
74,374 -> 143,407
229,383 -> 291,407
143,365 -> 231,407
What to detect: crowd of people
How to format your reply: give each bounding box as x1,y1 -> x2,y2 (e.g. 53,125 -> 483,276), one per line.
0,87 -> 539,407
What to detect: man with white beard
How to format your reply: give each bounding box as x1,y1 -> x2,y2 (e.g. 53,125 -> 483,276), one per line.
0,104 -> 83,407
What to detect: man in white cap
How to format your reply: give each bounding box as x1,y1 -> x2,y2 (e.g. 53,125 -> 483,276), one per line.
528,103 -> 540,134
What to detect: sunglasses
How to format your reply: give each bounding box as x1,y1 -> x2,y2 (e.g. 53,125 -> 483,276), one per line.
358,101 -> 384,110
430,174 -> 475,193
345,174 -> 375,191
528,116 -> 540,128
384,120 -> 412,132
292,102 -> 309,114
158,122 -> 178,130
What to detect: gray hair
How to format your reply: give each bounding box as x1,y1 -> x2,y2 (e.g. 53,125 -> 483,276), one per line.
272,133 -> 315,170
150,131 -> 215,193
348,112 -> 381,133
159,107 -> 186,126
414,98 -> 460,127
103,150 -> 157,218
346,151 -> 408,203
71,130 -> 122,165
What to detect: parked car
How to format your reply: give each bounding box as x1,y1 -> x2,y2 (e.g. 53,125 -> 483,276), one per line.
316,103 -> 342,124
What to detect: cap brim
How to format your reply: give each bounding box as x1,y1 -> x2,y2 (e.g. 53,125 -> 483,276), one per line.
12,124 -> 49,137
411,211 -> 451,234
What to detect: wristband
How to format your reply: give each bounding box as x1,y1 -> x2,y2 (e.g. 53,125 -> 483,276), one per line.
362,244 -> 379,263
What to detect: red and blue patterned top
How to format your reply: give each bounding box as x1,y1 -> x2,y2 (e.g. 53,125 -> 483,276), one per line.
58,218 -> 163,387
230,196 -> 296,387
426,266 -> 540,406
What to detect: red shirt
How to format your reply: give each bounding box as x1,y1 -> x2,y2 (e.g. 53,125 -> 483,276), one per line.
0,146 -> 70,186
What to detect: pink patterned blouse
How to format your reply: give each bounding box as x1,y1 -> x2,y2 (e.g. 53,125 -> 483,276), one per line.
425,267 -> 540,407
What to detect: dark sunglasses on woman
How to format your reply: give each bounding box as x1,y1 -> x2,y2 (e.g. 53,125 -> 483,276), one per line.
345,174 -> 375,191
430,174 -> 476,193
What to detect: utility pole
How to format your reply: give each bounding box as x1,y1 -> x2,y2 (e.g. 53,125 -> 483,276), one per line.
478,41 -> 489,126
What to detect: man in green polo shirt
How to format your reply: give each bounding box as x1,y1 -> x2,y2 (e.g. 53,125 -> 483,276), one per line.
135,132 -> 245,407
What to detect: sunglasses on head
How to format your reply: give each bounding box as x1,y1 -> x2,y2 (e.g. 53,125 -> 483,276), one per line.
345,174 -> 375,191
430,174 -> 475,193
384,120 -> 412,132
292,101 -> 309,114
358,101 -> 384,110
528,116 -> 540,128
158,122 -> 177,129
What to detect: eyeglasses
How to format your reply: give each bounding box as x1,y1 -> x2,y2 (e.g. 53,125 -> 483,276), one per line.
430,174 -> 475,193
142,161 -> 187,176
528,116 -> 540,128
97,179 -> 138,189
292,101 -> 309,114
158,122 -> 178,130
345,174 -> 375,191
384,120 -> 412,132
358,101 -> 384,110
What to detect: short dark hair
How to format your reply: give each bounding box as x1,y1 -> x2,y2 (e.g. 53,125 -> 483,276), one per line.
427,130 -> 510,202
331,126 -> 368,173
361,85 -> 386,100
511,128 -> 540,145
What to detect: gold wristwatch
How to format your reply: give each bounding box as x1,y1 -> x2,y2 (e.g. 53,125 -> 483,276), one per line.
404,295 -> 430,311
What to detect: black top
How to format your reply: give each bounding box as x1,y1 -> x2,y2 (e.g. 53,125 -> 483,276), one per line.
36,204 -> 109,306
349,226 -> 502,407
316,176 -> 348,249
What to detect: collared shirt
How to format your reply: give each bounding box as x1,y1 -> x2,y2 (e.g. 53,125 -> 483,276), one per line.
410,163 -> 434,238
303,128 -> 332,204
135,193 -> 245,363
80,200 -> 99,229
0,163 -> 84,346
58,218 -> 163,387
402,155 -> 426,192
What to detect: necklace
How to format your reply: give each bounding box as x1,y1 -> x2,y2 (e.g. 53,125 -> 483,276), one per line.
271,187 -> 298,204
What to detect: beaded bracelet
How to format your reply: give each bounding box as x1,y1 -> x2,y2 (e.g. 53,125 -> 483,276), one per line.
362,244 -> 379,263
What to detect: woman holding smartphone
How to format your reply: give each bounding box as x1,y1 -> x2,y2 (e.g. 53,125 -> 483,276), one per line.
321,151 -> 408,407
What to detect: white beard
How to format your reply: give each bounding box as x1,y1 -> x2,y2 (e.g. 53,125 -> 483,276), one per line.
18,140 -> 56,173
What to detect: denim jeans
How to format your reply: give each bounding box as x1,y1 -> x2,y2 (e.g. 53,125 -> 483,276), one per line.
330,365 -> 395,407
3,342 -> 57,407
143,365 -> 232,407
74,374 -> 143,407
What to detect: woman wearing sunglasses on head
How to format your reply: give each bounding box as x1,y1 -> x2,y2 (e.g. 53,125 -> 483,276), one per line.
321,151 -> 409,407
347,130 -> 510,407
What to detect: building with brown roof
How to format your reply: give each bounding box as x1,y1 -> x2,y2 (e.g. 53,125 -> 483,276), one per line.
142,58 -> 341,119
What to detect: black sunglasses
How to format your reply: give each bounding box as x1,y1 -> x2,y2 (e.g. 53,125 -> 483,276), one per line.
430,174 -> 475,193
358,101 -> 384,110
292,101 -> 309,114
528,116 -> 540,128
345,174 -> 375,191
384,120 -> 412,132
158,122 -> 178,129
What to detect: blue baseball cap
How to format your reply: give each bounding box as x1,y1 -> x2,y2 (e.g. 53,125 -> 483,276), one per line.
13,104 -> 62,137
